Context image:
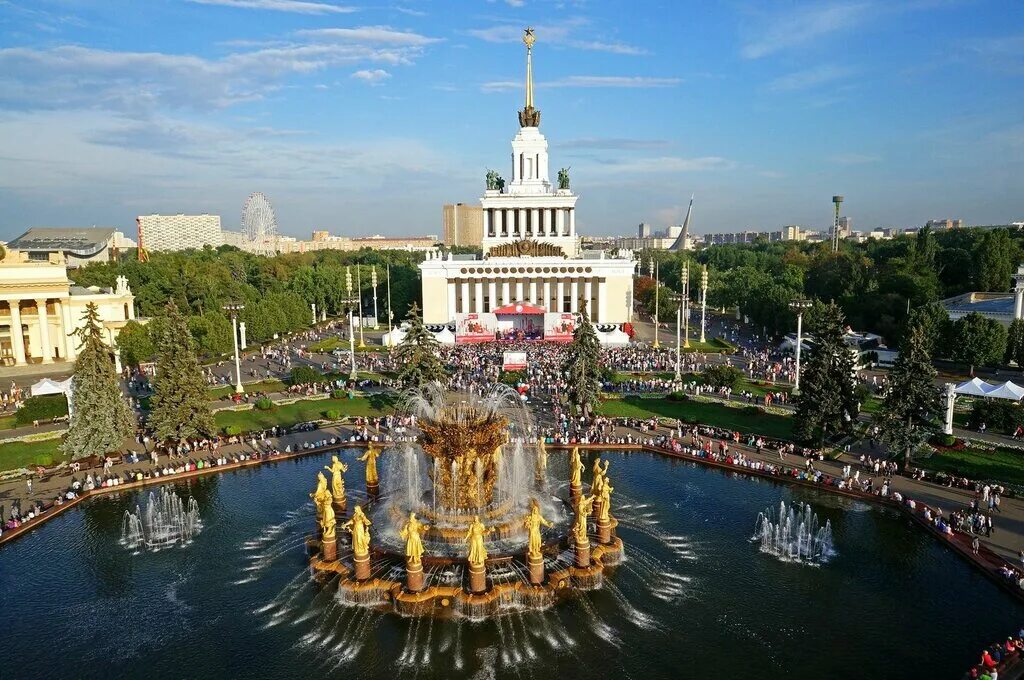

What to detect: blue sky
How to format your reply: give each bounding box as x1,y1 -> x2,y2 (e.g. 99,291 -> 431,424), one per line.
0,0 -> 1021,240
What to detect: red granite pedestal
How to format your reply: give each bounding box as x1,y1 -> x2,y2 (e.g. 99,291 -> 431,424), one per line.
406,561 -> 424,593
575,538 -> 591,568
467,562 -> 487,594
353,552 -> 371,580
597,517 -> 611,545
528,553 -> 545,585
321,536 -> 338,561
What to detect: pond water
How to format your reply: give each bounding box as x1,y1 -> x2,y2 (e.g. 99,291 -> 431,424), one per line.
1,448 -> 1019,679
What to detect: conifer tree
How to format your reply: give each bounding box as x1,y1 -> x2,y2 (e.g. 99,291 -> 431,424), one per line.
148,300 -> 215,443
875,320 -> 942,468
395,302 -> 446,388
1006,318 -> 1024,368
562,310 -> 602,419
62,303 -> 135,460
793,302 -> 859,445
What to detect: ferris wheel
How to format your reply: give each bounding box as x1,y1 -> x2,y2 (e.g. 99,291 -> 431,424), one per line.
241,191 -> 278,256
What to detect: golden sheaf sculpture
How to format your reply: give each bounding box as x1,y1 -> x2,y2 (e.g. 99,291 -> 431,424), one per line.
486,239 -> 565,259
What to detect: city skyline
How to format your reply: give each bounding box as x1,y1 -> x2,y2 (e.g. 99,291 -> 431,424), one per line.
0,0 -> 1022,241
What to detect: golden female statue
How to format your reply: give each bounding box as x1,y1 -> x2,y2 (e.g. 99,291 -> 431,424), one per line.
325,455 -> 348,501
569,447 -> 584,487
400,512 -> 429,566
535,438 -> 548,476
590,459 -> 609,496
357,445 -> 382,485
598,479 -> 614,523
310,471 -> 331,522
573,494 -> 595,544
342,505 -> 372,557
321,499 -> 337,539
465,516 -> 489,567
523,498 -> 553,560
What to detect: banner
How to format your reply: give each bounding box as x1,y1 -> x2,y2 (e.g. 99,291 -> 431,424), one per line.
455,313 -> 497,344
544,313 -> 576,343
502,351 -> 528,371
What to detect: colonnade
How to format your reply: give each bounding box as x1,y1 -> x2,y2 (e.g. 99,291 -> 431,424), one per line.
2,298 -> 78,366
484,207 -> 575,239
448,276 -> 606,321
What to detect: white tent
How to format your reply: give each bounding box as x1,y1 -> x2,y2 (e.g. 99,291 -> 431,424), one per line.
984,381 -> 1024,401
954,377 -> 995,397
381,328 -> 407,348
596,328 -> 631,346
29,377 -> 74,416
434,327 -> 456,345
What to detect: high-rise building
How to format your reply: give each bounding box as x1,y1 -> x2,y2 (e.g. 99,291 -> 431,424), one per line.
926,218 -> 963,230
838,216 -> 853,238
442,203 -> 484,247
638,223 -> 651,238
136,214 -> 223,252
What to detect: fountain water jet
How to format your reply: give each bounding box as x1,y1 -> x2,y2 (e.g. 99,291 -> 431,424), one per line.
121,486 -> 202,551
753,500 -> 834,564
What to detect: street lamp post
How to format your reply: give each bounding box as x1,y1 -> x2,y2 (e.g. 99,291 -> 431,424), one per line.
652,260 -> 661,349
371,266 -> 380,330
356,265 -> 366,349
311,303 -> 317,326
682,262 -> 691,349
223,303 -> 245,394
789,299 -> 812,395
348,309 -> 358,381
386,263 -> 394,339
699,265 -> 708,344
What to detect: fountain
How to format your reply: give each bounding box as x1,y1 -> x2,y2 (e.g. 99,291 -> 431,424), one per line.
753,500 -> 834,564
305,383 -> 625,617
121,486 -> 202,551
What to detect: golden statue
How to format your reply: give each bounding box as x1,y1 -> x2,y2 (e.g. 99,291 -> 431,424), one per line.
569,447 -> 584,487
598,477 -> 614,523
523,498 -> 553,560
325,455 -> 348,502
400,512 -> 429,566
357,445 -> 382,486
573,494 -> 595,545
321,499 -> 337,539
535,438 -> 548,477
591,459 -> 609,496
465,516 -> 489,567
341,505 -> 372,557
310,471 -> 331,523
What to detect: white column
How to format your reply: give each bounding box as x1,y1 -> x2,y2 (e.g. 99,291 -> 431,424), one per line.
543,280 -> 551,311
569,209 -> 576,237
556,281 -> 565,312
482,209 -> 490,239
529,280 -> 538,304
447,282 -> 457,319
1015,288 -> 1024,320
518,209 -> 527,238
474,281 -> 484,313
543,209 -> 552,236
944,383 -> 956,435
460,281 -> 470,314
570,280 -> 579,312
583,281 -> 593,319
488,281 -> 497,312
8,301 -> 25,365
598,279 -> 607,323
59,299 -> 76,361
556,209 -> 565,236
530,208 -> 540,237
502,280 -> 511,305
36,300 -> 52,364
239,321 -> 248,349
515,279 -> 524,301
494,209 -> 503,237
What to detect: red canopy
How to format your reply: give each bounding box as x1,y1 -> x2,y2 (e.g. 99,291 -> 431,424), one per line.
492,303 -> 546,315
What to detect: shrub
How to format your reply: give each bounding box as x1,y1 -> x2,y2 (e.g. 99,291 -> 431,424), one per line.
702,365 -> 742,390
969,399 -> 1023,434
331,389 -> 346,400
323,409 -> 342,420
667,391 -> 689,402
15,395 -> 69,425
290,365 -> 321,386
254,397 -> 274,411
223,425 -> 242,436
500,370 -> 526,386
743,405 -> 764,415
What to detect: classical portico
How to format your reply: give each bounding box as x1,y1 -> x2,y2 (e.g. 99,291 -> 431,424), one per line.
0,249 -> 136,367
420,28 -> 636,331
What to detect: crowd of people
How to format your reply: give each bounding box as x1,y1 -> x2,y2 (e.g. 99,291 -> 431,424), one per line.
964,630 -> 1024,679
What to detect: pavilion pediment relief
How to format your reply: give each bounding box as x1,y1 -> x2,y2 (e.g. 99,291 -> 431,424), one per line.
486,239 -> 566,259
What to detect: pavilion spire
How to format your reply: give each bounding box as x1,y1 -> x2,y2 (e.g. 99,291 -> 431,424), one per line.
518,27 -> 541,127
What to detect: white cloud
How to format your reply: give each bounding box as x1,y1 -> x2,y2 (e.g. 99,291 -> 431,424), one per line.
505,0 -> 526,6
740,2 -> 873,59
482,75 -> 680,92
352,68 -> 391,83
766,64 -> 856,92
187,0 -> 355,14
592,156 -> 736,175
829,153 -> 882,165
467,18 -> 646,55
394,6 -> 427,16
298,26 -> 443,46
559,138 -> 670,150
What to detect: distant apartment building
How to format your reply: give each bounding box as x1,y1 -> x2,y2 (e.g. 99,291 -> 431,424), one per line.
137,214 -> 223,252
926,218 -> 964,230
637,223 -> 652,238
442,203 -> 484,247
222,230 -> 437,254
7,227 -> 136,266
613,224 -> 685,250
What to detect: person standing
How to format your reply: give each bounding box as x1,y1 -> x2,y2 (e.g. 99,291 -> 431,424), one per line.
26,477 -> 32,495
972,536 -> 981,555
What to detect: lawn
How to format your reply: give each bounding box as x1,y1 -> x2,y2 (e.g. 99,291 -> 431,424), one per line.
214,394 -> 396,433
680,337 -> 735,354
596,396 -> 794,440
0,437 -> 67,472
917,446 -> 1024,488
608,371 -> 790,400
208,379 -> 288,400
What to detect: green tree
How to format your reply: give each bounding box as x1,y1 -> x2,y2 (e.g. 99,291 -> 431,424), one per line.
950,312 -> 1008,375
793,302 -> 859,445
115,319 -> 154,368
395,302 -> 446,389
1007,318 -> 1024,367
904,304 -> 950,357
62,303 -> 135,460
874,321 -> 942,469
973,229 -> 1016,292
562,310 -> 602,418
148,300 -> 215,443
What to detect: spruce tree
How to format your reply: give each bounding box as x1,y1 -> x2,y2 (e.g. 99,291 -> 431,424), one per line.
793,302 -> 859,445
1006,318 -> 1024,368
62,303 -> 135,460
562,310 -> 602,419
148,300 -> 215,443
395,302 -> 446,388
875,320 -> 942,469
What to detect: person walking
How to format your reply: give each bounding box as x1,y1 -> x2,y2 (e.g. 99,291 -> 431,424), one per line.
972,536 -> 980,555
26,477 -> 32,495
